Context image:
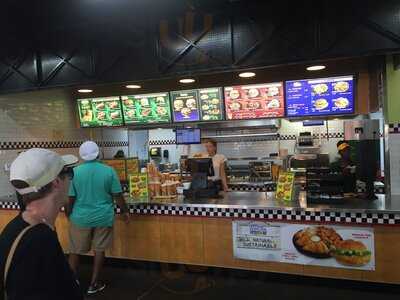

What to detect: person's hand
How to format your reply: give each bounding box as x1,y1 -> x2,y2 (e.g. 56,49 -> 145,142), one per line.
121,212 -> 130,224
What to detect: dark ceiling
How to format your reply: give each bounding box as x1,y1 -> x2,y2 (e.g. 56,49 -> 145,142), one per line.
0,0 -> 399,94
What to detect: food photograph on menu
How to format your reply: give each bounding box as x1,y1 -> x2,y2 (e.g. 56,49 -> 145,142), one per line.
198,87 -> 224,121
285,75 -> 354,117
121,93 -> 171,125
224,82 -> 285,120
78,96 -> 123,127
171,90 -> 200,122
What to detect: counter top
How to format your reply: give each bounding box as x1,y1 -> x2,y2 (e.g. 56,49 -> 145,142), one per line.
2,192 -> 399,225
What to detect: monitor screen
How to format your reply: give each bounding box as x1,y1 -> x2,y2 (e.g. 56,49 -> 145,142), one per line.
224,82 -> 285,120
171,90 -> 201,122
121,93 -> 171,125
77,97 -> 124,127
187,158 -> 214,176
285,75 -> 355,117
176,128 -> 201,144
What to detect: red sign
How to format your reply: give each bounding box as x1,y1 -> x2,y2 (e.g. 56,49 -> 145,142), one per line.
224,82 -> 285,120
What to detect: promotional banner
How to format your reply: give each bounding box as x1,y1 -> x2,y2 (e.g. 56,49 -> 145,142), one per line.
233,221 -> 375,270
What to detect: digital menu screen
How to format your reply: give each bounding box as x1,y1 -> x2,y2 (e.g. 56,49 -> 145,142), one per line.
78,97 -> 123,127
171,90 -> 200,122
176,128 -> 201,144
224,83 -> 284,120
121,93 -> 171,125
198,87 -> 224,121
285,76 -> 354,117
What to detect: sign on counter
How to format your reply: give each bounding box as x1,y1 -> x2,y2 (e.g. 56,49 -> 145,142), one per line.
233,221 -> 375,270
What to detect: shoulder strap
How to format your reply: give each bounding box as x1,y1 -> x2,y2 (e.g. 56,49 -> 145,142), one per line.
3,225 -> 35,299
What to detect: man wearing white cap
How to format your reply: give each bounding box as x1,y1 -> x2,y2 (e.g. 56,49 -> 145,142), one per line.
67,141 -> 129,296
0,148 -> 83,300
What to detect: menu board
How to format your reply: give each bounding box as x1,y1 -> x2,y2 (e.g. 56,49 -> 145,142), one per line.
78,97 -> 123,127
103,159 -> 127,181
276,172 -> 295,202
198,87 -> 224,121
171,90 -> 200,122
285,76 -> 354,117
121,93 -> 171,125
224,83 -> 284,120
129,173 -> 149,203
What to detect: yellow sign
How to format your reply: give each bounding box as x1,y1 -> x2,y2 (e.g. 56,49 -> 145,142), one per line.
276,172 -> 295,202
129,173 -> 149,203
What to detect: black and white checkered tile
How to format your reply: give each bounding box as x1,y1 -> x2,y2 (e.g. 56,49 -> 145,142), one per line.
313,133 -> 344,139
230,183 -> 276,192
149,139 -> 176,145
0,140 -> 128,150
389,123 -> 400,134
126,204 -> 400,225
1,201 -> 398,225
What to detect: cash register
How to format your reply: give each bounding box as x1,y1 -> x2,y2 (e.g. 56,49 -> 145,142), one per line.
183,158 -> 220,199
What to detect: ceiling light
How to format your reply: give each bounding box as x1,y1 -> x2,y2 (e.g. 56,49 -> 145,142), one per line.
77,89 -> 93,93
126,84 -> 141,89
306,65 -> 326,71
239,72 -> 256,78
179,78 -> 195,83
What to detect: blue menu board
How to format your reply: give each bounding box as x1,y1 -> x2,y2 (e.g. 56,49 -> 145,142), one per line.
285,76 -> 354,117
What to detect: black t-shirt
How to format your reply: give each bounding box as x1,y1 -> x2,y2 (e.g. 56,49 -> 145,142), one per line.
0,214 -> 83,300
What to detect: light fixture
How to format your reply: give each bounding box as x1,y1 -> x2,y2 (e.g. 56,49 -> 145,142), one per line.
306,65 -> 326,71
239,72 -> 256,78
77,89 -> 93,93
179,78 -> 195,83
126,84 -> 141,89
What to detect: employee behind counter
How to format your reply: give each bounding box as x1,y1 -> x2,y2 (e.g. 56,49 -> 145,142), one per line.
330,141 -> 357,194
193,139 -> 229,192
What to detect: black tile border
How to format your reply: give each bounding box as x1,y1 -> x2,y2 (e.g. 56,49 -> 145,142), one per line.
0,140 -> 128,150
389,123 -> 400,134
1,201 -> 398,226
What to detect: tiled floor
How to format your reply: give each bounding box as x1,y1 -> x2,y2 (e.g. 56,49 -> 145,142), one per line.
77,260 -> 400,300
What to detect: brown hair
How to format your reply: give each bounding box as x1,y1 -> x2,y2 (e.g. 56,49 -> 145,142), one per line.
205,138 -> 217,148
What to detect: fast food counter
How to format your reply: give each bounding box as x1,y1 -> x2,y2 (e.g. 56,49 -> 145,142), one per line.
1,192 -> 400,284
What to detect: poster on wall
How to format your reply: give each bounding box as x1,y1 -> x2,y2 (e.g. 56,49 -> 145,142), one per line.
232,221 -> 375,270
224,82 -> 285,120
78,97 -> 124,127
121,93 -> 171,125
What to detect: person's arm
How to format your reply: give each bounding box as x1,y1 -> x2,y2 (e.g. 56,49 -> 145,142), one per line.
220,160 -> 229,192
66,179 -> 77,218
114,193 -> 130,223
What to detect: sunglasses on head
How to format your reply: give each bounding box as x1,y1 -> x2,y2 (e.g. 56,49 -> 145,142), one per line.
59,167 -> 74,180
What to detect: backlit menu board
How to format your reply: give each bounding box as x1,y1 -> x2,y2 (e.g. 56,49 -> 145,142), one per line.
285,76 -> 354,117
121,93 -> 171,125
198,87 -> 224,121
171,90 -> 200,122
224,83 -> 284,120
78,97 -> 123,127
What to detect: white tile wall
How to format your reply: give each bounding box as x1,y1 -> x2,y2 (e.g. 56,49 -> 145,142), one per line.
0,90 -> 128,197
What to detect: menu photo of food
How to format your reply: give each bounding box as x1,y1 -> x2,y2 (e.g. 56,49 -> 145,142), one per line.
198,87 -> 224,121
286,76 -> 354,117
121,93 -> 171,125
276,172 -> 295,202
171,90 -> 200,122
224,83 -> 284,120
291,225 -> 373,268
78,97 -> 124,127
129,173 -> 149,203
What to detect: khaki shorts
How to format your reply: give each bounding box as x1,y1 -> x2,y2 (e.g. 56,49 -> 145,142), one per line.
68,222 -> 113,254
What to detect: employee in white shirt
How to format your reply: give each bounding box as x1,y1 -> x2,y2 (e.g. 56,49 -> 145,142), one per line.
203,139 -> 229,192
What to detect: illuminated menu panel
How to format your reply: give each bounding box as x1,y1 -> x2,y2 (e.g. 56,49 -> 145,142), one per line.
198,87 -> 224,121
121,93 -> 171,125
78,97 -> 123,127
285,76 -> 354,117
171,90 -> 200,122
224,82 -> 284,120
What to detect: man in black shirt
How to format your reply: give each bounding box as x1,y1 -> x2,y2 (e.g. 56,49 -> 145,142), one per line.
0,148 -> 83,300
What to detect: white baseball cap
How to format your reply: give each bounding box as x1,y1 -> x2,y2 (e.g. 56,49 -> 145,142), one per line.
79,141 -> 100,161
10,148 -> 78,195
